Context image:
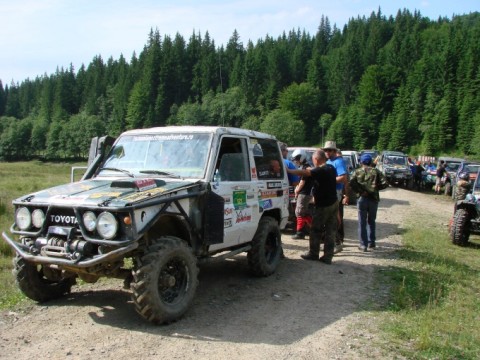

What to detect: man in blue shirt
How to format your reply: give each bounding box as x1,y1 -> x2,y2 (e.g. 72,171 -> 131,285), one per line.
280,143 -> 300,186
323,141 -> 349,253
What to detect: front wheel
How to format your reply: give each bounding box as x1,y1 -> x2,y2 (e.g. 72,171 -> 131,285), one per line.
247,217 -> 282,277
450,208 -> 471,246
131,236 -> 199,324
13,256 -> 76,302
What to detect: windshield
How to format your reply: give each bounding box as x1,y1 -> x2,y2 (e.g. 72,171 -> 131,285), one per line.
445,163 -> 461,172
384,155 -> 407,166
99,133 -> 212,179
465,164 -> 480,174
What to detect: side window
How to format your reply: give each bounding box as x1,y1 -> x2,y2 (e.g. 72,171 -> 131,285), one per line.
253,138 -> 284,180
215,137 -> 250,182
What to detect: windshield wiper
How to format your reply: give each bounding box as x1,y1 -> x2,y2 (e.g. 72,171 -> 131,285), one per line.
99,167 -> 135,178
139,170 -> 180,178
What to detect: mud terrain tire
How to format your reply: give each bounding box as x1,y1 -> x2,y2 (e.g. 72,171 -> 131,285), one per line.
13,256 -> 75,302
247,217 -> 282,277
131,236 -> 199,324
451,208 -> 470,246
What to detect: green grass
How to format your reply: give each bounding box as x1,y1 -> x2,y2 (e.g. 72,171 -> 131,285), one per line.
0,161 -> 84,309
378,225 -> 480,359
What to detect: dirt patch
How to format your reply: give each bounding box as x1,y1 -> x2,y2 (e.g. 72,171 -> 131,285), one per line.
0,187 -> 453,359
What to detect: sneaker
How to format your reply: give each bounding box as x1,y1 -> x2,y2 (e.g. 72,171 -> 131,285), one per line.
300,252 -> 319,261
358,245 -> 367,252
292,232 -> 305,240
334,244 -> 343,254
319,256 -> 332,264
368,243 -> 376,249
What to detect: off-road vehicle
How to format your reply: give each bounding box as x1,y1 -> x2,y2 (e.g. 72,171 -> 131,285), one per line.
438,156 -> 464,196
450,168 -> 480,246
376,151 -> 413,188
2,126 -> 289,324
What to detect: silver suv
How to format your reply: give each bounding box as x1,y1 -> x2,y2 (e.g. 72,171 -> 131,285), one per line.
2,126 -> 289,324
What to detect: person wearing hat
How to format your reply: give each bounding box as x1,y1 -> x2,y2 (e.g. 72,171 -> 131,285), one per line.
323,140 -> 349,253
349,154 -> 388,251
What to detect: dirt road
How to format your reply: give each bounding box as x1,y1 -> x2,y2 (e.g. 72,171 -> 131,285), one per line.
0,187 -> 453,360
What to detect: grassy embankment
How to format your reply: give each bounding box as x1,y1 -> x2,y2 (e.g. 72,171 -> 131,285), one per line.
0,162 -> 478,358
377,215 -> 480,359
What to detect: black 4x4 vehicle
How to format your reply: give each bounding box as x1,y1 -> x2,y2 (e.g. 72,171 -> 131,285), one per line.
376,151 -> 413,188
2,126 -> 289,324
451,168 -> 480,246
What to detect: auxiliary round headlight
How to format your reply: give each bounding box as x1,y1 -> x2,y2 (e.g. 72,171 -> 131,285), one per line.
31,209 -> 46,228
96,212 -> 118,239
83,211 -> 97,232
16,207 -> 32,230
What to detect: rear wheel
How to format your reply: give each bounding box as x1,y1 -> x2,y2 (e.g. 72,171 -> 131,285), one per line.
451,208 -> 470,246
247,217 -> 282,276
13,256 -> 75,302
131,236 -> 198,324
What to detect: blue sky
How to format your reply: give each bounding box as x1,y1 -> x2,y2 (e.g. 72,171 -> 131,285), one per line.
0,0 -> 478,84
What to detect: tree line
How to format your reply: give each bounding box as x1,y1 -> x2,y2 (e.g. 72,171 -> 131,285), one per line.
0,8 -> 479,161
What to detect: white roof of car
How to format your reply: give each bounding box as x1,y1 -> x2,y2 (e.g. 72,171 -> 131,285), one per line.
122,126 -> 277,140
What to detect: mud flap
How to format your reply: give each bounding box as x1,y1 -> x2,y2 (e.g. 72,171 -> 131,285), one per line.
204,190 -> 225,244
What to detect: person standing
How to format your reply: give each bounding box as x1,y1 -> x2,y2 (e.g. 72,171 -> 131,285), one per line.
349,154 -> 388,251
280,143 -> 300,228
323,141 -> 349,253
287,150 -> 338,264
291,149 -> 313,239
435,160 -> 446,194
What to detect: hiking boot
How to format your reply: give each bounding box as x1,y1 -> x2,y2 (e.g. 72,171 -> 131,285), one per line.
319,256 -> 332,265
292,232 -> 305,240
358,245 -> 367,252
368,243 -> 376,249
300,252 -> 319,261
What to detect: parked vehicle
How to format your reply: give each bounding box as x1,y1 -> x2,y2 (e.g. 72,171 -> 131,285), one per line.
438,157 -> 464,196
1,126 -> 289,324
342,150 -> 359,171
451,168 -> 480,246
376,151 -> 413,188
451,161 -> 480,199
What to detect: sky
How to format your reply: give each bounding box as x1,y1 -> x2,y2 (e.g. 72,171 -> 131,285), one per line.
0,0 -> 478,85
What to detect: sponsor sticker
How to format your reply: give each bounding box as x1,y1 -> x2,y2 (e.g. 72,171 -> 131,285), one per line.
233,190 -> 247,210
267,181 -> 282,189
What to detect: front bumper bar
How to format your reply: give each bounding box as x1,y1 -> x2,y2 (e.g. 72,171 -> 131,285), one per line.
1,231 -> 138,268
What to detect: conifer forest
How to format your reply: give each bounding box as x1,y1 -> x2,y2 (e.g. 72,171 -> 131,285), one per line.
0,9 -> 479,160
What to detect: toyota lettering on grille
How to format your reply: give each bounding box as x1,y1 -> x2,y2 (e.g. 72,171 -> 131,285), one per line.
50,215 -> 78,225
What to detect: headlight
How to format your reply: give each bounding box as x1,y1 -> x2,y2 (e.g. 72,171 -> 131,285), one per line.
16,207 -> 32,230
31,209 -> 46,228
96,212 -> 118,239
83,211 -> 97,232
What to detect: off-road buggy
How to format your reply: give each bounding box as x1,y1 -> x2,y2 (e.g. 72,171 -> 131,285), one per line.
2,126 -> 290,324
450,168 -> 480,246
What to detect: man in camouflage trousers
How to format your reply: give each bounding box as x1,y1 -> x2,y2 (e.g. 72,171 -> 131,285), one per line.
349,154 -> 389,251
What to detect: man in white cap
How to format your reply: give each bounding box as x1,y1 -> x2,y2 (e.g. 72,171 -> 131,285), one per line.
323,140 -> 349,253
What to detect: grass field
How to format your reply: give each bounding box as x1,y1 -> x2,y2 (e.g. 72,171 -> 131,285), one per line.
0,161 -> 85,307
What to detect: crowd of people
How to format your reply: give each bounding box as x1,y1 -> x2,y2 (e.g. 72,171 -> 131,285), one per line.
282,140 -> 389,264
281,140 -> 474,264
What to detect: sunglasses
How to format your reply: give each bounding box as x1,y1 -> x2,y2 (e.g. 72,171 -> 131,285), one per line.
325,149 -> 335,152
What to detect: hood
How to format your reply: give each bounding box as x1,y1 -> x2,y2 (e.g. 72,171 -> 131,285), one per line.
15,178 -> 199,207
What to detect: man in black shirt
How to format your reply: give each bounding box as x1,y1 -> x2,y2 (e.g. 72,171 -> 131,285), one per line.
435,160 -> 446,194
287,149 -> 338,264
